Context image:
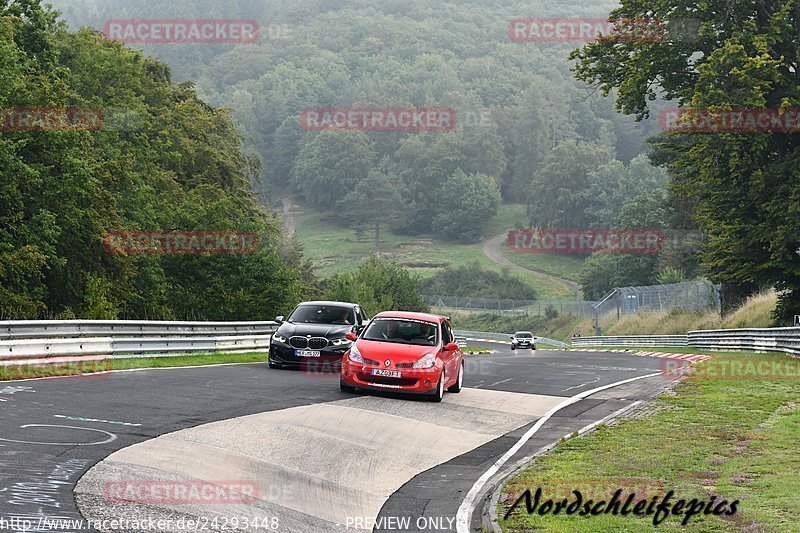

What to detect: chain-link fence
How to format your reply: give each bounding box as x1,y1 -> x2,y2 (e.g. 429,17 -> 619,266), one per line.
594,280 -> 721,318
424,280 -> 720,319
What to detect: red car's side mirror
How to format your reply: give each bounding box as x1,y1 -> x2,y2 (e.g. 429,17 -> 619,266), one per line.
346,332 -> 358,342
444,342 -> 459,352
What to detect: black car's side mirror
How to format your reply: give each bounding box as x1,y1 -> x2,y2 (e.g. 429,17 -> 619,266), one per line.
275,315 -> 284,324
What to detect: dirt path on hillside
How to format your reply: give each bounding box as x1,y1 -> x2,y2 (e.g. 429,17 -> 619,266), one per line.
482,233 -> 583,301
282,196 -> 296,236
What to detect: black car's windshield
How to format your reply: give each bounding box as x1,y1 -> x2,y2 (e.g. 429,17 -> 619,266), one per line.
362,318 -> 438,346
288,305 -> 354,325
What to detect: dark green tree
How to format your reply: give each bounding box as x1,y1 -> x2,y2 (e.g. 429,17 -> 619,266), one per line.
338,170 -> 404,255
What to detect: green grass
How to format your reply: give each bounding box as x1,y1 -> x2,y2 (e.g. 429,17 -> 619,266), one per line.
602,291 -> 777,336
501,249 -> 586,283
483,203 -> 529,236
0,352 -> 265,381
462,345 -> 494,354
498,351 -> 800,532
292,202 -> 572,299
451,312 -> 596,343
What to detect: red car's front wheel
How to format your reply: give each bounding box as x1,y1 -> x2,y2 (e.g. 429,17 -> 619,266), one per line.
447,360 -> 464,393
430,370 -> 445,402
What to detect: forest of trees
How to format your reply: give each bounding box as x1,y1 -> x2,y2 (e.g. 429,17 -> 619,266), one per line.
571,0 -> 800,319
0,0 -> 308,320
49,0 -> 670,240
4,0 -> 797,323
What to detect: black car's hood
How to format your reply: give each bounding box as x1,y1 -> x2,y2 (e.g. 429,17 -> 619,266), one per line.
277,322 -> 353,338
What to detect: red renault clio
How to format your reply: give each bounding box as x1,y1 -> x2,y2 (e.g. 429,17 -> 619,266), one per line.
340,311 -> 464,402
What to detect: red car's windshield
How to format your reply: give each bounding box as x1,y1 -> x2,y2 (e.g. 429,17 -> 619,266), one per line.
362,318 -> 438,346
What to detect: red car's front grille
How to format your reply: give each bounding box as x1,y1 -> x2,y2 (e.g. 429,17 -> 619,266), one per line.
395,362 -> 415,369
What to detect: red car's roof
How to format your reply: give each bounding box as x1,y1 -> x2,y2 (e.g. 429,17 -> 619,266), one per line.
373,311 -> 445,323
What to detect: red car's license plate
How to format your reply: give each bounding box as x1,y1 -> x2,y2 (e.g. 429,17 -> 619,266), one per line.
371,369 -> 401,378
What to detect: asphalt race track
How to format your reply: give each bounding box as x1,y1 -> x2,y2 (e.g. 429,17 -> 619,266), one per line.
0,344 -> 686,533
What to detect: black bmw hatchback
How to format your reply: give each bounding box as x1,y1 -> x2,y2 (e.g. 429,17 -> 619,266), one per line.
269,301 -> 369,370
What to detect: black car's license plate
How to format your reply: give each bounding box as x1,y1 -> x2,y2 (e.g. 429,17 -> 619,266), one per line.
296,350 -> 321,358
371,369 -> 401,378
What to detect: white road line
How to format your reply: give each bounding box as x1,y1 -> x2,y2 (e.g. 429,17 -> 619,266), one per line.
561,375 -> 600,392
455,371 -> 661,533
0,424 -> 117,446
486,400 -> 644,532
487,378 -> 512,387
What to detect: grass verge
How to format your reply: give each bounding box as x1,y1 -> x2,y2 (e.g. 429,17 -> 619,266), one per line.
0,352 -> 266,381
497,350 -> 800,532
501,248 -> 585,283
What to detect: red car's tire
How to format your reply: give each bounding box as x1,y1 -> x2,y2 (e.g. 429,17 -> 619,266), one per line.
447,361 -> 464,393
340,379 -> 356,393
430,370 -> 445,402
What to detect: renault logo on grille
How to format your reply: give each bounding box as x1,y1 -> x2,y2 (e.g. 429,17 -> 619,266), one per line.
385,360 -> 392,367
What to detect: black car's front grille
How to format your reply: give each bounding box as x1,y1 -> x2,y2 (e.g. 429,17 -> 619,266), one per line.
289,336 -> 330,349
308,337 -> 329,350
289,336 -> 306,348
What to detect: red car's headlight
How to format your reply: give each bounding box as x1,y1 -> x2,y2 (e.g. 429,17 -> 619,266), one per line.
348,344 -> 366,364
413,353 -> 437,369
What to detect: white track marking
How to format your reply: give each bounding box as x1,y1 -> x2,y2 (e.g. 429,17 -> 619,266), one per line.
0,424 -> 117,446
456,372 -> 661,533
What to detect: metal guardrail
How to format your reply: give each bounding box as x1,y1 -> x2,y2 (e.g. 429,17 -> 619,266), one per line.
688,327 -> 800,355
0,320 -> 278,363
572,328 -> 800,355
0,320 -> 277,341
0,334 -> 272,363
572,335 -> 689,347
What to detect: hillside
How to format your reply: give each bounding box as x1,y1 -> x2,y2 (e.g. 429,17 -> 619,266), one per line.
281,196 -> 579,300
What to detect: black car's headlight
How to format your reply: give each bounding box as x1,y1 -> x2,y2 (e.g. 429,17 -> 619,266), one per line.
272,333 -> 288,343
331,337 -> 352,346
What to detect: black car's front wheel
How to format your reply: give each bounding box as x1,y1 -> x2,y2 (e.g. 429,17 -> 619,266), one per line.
268,361 -> 282,369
